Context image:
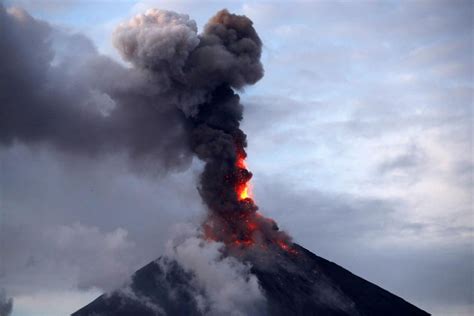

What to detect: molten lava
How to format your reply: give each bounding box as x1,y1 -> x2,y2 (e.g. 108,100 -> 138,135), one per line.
202,137 -> 296,254
235,153 -> 252,200
236,154 -> 247,169
239,186 -> 249,200
226,147 -> 297,254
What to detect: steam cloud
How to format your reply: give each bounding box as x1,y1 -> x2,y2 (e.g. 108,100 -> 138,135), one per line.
1,5 -> 291,248
163,224 -> 267,316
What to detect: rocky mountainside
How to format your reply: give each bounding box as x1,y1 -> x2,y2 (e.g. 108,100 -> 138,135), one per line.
73,243 -> 430,316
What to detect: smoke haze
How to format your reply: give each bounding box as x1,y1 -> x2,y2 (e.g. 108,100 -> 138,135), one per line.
0,5 -> 192,172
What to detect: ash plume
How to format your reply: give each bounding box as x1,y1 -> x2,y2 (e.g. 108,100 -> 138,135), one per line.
1,5 -> 292,249
0,6 -> 191,171
113,8 -> 291,248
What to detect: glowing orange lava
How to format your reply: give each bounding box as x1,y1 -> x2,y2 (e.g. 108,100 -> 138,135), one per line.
277,240 -> 298,254
236,155 -> 252,201
239,185 -> 249,200
236,155 -> 247,169
202,149 -> 297,255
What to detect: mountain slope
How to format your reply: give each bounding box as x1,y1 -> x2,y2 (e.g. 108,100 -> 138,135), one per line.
72,243 -> 430,316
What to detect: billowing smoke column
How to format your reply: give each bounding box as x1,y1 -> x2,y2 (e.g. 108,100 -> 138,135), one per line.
113,9 -> 293,250
0,6 -> 294,252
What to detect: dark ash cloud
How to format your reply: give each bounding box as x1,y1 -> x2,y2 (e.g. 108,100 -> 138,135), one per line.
0,5 -> 191,172
0,289 -> 13,316
112,8 -> 289,247
1,4 -> 288,247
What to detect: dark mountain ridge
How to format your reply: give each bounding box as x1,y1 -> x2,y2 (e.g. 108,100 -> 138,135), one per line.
73,243 -> 430,316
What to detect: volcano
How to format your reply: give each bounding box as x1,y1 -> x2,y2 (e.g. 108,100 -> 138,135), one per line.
72,243 -> 429,316
69,9 -> 429,316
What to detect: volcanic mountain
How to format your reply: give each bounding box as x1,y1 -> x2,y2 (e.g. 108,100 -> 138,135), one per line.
67,9 -> 430,316
73,242 -> 429,316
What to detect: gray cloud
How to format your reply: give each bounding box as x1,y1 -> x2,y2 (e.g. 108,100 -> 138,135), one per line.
113,9 -> 199,71
377,143 -> 426,174
0,145 -> 203,295
0,289 -> 13,316
0,5 -> 192,172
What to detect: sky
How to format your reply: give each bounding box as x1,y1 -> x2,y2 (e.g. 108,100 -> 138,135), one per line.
0,0 -> 472,315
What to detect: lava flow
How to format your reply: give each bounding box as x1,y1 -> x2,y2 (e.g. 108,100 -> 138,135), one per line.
207,143 -> 298,255
236,151 -> 252,201
202,142 -> 297,255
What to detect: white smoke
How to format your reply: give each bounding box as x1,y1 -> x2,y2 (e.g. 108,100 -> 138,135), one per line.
115,286 -> 166,315
164,223 -> 267,316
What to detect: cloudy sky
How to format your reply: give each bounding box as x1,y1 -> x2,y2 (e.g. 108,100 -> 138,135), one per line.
0,0 -> 472,315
